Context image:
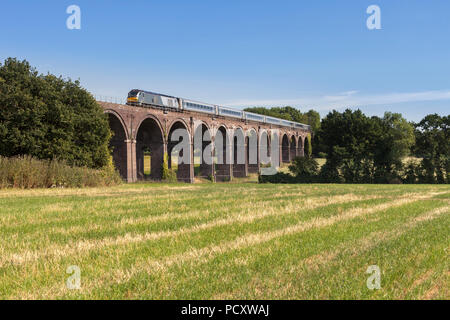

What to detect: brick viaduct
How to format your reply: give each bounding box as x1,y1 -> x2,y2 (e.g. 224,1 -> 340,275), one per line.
100,101 -> 311,183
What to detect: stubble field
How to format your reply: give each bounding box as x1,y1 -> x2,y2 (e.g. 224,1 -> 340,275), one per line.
0,183 -> 448,299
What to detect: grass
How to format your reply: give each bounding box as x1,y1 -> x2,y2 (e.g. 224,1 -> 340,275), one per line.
0,183 -> 448,299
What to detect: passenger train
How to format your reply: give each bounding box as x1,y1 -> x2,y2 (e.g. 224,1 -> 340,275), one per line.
127,89 -> 311,130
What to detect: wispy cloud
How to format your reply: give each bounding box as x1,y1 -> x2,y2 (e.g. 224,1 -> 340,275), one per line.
224,89 -> 450,111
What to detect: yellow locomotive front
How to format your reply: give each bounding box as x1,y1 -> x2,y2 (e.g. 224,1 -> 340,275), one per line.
127,89 -> 140,103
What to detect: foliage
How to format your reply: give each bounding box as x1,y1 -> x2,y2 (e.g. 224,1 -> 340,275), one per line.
318,109 -> 375,183
402,160 -> 421,184
318,160 -> 344,183
0,58 -> 111,169
413,114 -> 449,184
0,155 -> 122,189
303,110 -> 321,133
258,171 -> 298,184
288,156 -> 319,182
260,157 -> 320,184
317,109 -> 417,184
161,153 -> 177,182
256,107 -> 445,185
371,112 -> 415,183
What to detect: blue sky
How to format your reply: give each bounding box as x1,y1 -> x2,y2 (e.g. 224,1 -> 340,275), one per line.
1,0 -> 449,121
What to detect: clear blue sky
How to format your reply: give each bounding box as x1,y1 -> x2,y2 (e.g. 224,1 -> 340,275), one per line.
1,0 -> 449,121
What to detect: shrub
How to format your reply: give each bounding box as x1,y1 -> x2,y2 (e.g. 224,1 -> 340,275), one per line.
258,172 -> 297,184
161,154 -> 177,182
318,161 -> 344,183
0,155 -> 122,189
288,157 -> 319,183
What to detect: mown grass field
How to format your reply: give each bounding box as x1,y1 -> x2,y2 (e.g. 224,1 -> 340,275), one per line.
0,183 -> 448,300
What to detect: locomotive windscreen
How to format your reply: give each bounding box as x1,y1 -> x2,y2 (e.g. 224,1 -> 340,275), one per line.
128,90 -> 139,97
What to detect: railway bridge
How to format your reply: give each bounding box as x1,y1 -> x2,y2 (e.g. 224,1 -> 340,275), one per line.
100,101 -> 311,183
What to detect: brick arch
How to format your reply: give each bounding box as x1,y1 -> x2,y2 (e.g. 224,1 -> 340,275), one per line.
232,126 -> 245,143
298,135 -> 305,157
246,128 -> 258,173
194,120 -> 212,134
290,134 -> 297,160
212,123 -> 230,139
259,129 -> 271,163
304,134 -> 310,156
232,127 -> 246,177
105,110 -> 128,180
193,121 -> 213,180
168,120 -> 193,182
134,114 -> 165,143
281,133 -> 290,163
246,127 -> 257,136
168,118 -> 192,139
104,109 -> 129,140
135,116 -> 165,181
193,121 -> 212,145
258,128 -> 269,142
215,125 -> 231,181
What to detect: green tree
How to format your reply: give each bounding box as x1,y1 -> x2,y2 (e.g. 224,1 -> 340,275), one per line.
414,114 -> 449,183
319,109 -> 419,183
0,58 -> 111,168
319,109 -> 380,183
372,112 -> 415,183
304,109 -> 321,133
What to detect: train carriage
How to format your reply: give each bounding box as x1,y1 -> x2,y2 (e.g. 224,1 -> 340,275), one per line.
182,99 -> 216,114
218,106 -> 243,119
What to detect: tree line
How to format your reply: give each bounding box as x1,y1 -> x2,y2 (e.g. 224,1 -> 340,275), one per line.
253,108 -> 448,184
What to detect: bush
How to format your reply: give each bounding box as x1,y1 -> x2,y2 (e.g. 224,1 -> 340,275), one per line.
318,161 -> 344,183
0,155 -> 122,189
161,154 -> 177,182
259,157 -> 320,184
399,159 -> 449,184
288,156 -> 319,182
258,172 -> 297,184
